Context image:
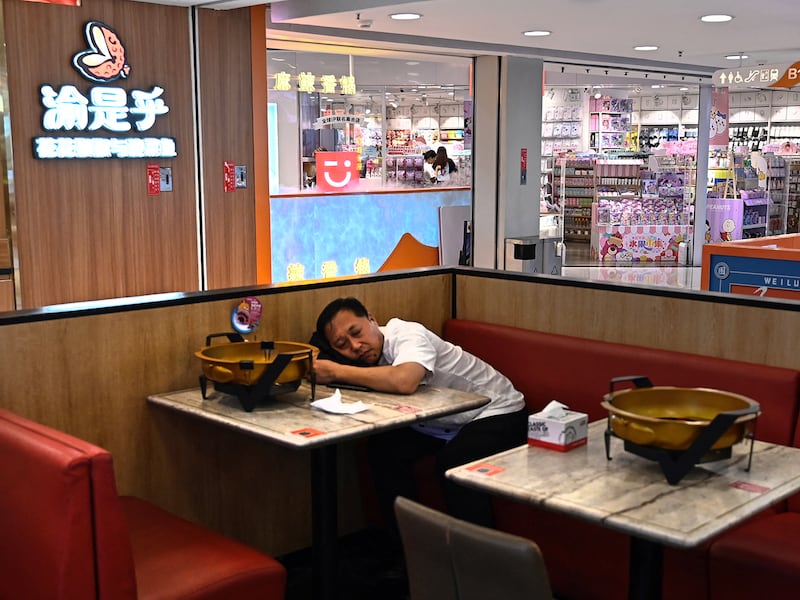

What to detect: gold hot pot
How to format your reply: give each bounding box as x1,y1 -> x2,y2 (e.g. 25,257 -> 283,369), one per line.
195,333 -> 317,411
601,376 -> 760,485
602,378 -> 760,452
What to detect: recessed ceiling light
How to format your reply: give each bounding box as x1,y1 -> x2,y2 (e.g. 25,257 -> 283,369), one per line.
406,61 -> 419,66
651,84 -> 664,88
390,12 -> 422,20
726,53 -> 749,60
523,30 -> 551,37
701,14 -> 734,23
634,45 -> 659,52
271,57 -> 285,62
680,87 -> 689,91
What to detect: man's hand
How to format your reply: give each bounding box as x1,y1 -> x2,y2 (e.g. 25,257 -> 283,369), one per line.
310,358 -> 341,384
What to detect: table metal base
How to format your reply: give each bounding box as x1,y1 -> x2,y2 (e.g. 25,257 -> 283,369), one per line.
311,446 -> 338,600
629,536 -> 663,600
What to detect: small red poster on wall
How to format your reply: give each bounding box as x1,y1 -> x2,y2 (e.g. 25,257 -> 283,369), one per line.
315,151 -> 360,192
146,163 -> 160,196
223,161 -> 236,193
520,148 -> 528,185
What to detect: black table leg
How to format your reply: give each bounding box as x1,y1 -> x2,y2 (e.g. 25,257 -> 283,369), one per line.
311,446 -> 338,600
628,536 -> 663,600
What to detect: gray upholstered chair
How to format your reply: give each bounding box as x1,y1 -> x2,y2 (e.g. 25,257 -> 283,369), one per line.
394,496 -> 553,600
394,496 -> 459,600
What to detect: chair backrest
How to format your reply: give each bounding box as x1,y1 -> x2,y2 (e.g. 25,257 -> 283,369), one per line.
0,408 -> 137,600
449,512 -> 553,600
395,496 -> 552,600
394,496 -> 459,600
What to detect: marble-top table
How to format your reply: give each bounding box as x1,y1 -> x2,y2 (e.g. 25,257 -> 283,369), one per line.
149,383 -> 489,600
446,420 -> 800,600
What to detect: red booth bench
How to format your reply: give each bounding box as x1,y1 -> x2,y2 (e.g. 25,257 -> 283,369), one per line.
436,319 -> 800,600
0,408 -> 286,600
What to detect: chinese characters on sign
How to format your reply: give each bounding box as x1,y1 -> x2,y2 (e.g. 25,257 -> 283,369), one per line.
272,71 -> 357,95
34,20 -> 177,160
35,84 -> 176,159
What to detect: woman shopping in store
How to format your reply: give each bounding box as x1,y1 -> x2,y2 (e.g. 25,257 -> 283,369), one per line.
433,146 -> 458,183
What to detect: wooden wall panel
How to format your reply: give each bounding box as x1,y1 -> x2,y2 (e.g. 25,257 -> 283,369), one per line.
455,273 -> 800,370
3,0 -> 199,308
2,268 -> 799,555
197,8 -> 258,290
0,273 -> 452,555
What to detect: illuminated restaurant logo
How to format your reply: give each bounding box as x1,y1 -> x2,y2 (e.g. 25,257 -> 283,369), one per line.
33,20 -> 177,160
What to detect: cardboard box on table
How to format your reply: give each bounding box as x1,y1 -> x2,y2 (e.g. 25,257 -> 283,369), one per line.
528,401 -> 589,451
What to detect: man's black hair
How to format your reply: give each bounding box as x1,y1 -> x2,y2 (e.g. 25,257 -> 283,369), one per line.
310,297 -> 369,365
315,297 -> 369,338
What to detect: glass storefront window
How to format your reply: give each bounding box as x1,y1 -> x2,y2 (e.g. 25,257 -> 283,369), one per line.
267,48 -> 473,194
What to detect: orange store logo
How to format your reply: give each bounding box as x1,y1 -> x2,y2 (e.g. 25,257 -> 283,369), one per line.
72,21 -> 130,83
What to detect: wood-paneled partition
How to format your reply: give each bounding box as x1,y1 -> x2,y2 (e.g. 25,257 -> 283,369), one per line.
454,271 -> 800,371
0,272 -> 453,555
1,267 -> 798,556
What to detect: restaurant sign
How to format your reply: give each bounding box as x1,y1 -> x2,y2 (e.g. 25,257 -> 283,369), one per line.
33,21 -> 177,160
313,114 -> 363,129
712,61 -> 800,90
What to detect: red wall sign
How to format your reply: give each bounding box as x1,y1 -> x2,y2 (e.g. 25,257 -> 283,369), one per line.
223,161 -> 236,192
315,151 -> 360,192
146,163 -> 160,195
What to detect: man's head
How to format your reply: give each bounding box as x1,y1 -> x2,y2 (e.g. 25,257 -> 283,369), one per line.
316,297 -> 384,365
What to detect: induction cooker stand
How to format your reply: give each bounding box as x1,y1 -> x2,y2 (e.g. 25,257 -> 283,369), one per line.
603,376 -> 758,600
603,376 -> 757,486
199,337 -> 316,412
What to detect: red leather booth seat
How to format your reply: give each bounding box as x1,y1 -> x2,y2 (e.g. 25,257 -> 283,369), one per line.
0,408 -> 286,600
439,319 -> 800,600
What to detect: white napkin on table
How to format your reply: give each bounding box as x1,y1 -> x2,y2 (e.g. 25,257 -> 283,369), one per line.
310,388 -> 371,414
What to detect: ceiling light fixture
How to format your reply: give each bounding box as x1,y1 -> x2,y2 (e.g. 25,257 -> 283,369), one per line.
523,30 -> 551,37
390,12 -> 422,20
700,14 -> 734,23
726,53 -> 749,60
634,45 -> 659,52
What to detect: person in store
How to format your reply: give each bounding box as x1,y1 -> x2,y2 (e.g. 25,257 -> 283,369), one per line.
422,149 -> 438,185
309,296 -> 528,536
433,146 -> 458,182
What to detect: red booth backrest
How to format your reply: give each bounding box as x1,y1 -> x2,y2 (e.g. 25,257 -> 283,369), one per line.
443,319 -> 800,447
0,408 -> 137,600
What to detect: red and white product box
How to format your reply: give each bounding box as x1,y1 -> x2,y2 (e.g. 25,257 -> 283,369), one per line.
528,402 -> 588,452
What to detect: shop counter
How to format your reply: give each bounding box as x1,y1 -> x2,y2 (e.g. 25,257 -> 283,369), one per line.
591,223 -> 693,262
269,187 -> 470,283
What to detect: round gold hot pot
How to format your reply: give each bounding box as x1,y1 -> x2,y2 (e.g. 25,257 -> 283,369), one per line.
601,386 -> 760,451
195,338 -> 317,387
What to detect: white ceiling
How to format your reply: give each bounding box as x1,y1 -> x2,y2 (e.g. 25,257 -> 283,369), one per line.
137,0 -> 800,90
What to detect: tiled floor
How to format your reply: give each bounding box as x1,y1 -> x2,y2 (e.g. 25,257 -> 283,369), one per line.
560,242 -> 703,291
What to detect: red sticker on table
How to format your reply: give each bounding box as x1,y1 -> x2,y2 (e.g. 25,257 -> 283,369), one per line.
394,405 -> 420,413
731,481 -> 770,494
468,463 -> 505,476
291,428 -> 325,438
